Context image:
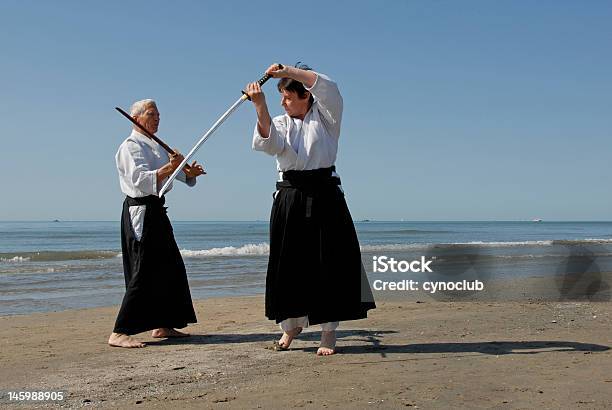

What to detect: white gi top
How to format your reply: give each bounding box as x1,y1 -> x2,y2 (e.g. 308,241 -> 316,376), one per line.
115,130 -> 196,239
252,72 -> 343,178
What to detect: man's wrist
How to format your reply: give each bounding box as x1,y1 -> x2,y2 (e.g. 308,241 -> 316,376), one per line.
256,105 -> 270,119
285,66 -> 297,79
160,164 -> 173,178
254,96 -> 266,108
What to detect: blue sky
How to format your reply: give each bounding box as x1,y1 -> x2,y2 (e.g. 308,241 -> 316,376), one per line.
1,0 -> 610,221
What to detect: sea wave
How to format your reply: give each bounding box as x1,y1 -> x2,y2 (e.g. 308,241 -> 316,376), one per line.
3,238 -> 612,263
554,239 -> 612,244
360,240 -> 555,252
0,256 -> 31,262
180,243 -> 270,258
0,250 -> 120,262
363,229 -> 454,235
360,243 -> 433,252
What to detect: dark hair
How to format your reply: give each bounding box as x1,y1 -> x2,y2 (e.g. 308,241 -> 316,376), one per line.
277,62 -> 314,105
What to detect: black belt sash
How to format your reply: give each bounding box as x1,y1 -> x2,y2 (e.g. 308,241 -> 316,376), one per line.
276,166 -> 341,191
125,195 -> 165,207
276,166 -> 340,218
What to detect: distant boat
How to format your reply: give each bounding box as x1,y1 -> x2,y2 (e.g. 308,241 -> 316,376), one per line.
53,219 -> 60,223
361,219 -> 371,222
532,218 -> 542,222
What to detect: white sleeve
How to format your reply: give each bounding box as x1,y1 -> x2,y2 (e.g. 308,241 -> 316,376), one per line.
116,141 -> 158,196
252,116 -> 287,156
305,72 -> 343,138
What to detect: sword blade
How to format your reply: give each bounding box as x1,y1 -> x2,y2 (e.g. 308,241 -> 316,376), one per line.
159,94 -> 248,196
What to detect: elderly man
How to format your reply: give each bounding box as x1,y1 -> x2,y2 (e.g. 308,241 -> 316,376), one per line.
108,99 -> 205,348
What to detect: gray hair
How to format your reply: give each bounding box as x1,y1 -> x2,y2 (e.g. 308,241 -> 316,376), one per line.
130,99 -> 157,116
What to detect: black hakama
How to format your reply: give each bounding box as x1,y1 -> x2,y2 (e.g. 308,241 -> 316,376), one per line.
113,195 -> 197,335
265,166 -> 376,325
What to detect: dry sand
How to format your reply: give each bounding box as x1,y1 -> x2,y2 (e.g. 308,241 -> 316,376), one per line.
1,295 -> 611,409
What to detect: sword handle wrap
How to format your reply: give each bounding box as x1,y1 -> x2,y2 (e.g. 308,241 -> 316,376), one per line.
242,64 -> 284,101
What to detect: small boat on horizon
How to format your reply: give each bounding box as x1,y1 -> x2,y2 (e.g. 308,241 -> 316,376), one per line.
532,218 -> 542,222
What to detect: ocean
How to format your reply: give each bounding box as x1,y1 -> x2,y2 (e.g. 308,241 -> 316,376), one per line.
1,221 -> 612,315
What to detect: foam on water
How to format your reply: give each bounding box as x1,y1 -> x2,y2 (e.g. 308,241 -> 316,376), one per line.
0,256 -> 31,263
180,243 -> 270,258
0,251 -> 119,262
360,240 -> 555,252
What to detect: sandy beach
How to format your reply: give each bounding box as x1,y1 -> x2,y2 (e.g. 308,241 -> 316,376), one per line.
1,294 -> 611,409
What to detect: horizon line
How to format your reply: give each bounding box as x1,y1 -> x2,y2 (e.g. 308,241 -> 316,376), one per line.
2,219 -> 612,223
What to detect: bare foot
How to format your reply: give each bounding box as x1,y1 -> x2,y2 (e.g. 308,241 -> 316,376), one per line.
277,327 -> 302,349
108,332 -> 146,348
151,328 -> 190,338
317,330 -> 336,356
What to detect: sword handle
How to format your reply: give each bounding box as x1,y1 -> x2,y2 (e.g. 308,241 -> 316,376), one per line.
242,64 -> 284,101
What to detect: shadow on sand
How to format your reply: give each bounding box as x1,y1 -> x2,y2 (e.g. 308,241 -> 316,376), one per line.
144,329 -> 609,360
144,329 -> 395,346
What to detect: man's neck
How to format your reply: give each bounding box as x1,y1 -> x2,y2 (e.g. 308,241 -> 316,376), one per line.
133,126 -> 152,138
